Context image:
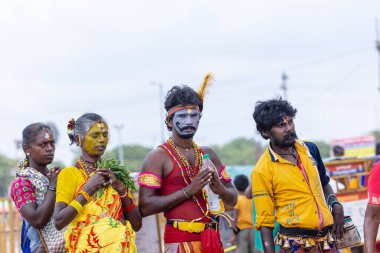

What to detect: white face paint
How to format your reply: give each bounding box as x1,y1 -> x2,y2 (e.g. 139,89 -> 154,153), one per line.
172,108 -> 201,139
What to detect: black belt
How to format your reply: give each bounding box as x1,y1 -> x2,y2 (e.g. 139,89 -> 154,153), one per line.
279,225 -> 332,237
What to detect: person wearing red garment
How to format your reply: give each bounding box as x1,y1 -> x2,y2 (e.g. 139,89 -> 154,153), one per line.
138,76 -> 237,253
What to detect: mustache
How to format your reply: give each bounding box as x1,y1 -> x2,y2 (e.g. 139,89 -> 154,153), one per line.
175,123 -> 196,132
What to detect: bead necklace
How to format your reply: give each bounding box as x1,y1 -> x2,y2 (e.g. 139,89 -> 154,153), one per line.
76,160 -> 89,181
76,159 -> 109,207
167,138 -> 201,180
161,142 -> 213,221
79,157 -> 96,176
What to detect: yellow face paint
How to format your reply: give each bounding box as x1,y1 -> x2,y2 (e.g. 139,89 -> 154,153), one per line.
83,121 -> 109,156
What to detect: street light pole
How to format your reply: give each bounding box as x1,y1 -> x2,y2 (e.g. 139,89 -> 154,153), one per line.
151,81 -> 165,143
114,124 -> 125,165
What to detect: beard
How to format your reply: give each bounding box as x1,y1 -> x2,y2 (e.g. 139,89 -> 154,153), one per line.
176,132 -> 196,139
274,132 -> 298,147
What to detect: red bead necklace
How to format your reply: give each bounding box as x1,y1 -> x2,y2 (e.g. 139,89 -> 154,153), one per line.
161,140 -> 212,220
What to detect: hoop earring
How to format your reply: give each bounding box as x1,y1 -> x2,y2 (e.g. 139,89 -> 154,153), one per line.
78,138 -> 82,147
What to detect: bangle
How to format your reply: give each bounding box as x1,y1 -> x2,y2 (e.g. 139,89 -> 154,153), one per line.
79,190 -> 91,202
182,188 -> 191,199
326,194 -> 336,205
123,198 -> 135,213
69,199 -> 84,214
48,185 -> 56,191
330,200 -> 342,209
119,189 -> 128,199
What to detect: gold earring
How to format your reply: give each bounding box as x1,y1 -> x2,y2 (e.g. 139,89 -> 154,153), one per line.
78,138 -> 82,147
23,153 -> 30,168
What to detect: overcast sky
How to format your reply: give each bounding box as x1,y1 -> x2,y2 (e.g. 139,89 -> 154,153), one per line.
1,0 -> 380,165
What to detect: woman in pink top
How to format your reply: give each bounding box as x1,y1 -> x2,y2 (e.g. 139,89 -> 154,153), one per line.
10,123 -> 64,253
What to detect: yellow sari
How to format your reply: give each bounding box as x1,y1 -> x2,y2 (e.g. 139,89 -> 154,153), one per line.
56,166 -> 136,253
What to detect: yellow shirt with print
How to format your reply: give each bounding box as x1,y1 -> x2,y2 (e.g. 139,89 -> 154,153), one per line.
251,141 -> 333,230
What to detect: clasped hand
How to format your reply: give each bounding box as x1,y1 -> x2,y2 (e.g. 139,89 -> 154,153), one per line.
186,167 -> 225,196
85,169 -> 125,195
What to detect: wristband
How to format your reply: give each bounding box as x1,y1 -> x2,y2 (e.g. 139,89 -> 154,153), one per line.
182,188 -> 191,199
79,190 -> 91,202
326,193 -> 336,205
330,200 -> 342,209
69,199 -> 84,214
123,199 -> 135,213
48,185 -> 56,191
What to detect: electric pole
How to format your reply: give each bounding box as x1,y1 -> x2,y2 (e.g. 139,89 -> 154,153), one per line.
151,81 -> 165,143
114,124 -> 125,165
280,72 -> 288,100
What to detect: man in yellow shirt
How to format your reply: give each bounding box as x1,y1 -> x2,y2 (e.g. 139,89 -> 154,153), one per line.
251,98 -> 344,253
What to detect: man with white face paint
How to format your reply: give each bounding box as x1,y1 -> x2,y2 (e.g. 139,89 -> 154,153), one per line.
138,75 -> 238,253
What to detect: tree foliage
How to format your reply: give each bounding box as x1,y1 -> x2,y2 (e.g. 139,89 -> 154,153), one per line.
312,141 -> 331,158
106,145 -> 152,172
0,154 -> 16,197
211,137 -> 262,165
371,130 -> 380,143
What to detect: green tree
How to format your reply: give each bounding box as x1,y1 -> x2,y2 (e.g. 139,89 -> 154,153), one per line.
312,141 -> 330,158
0,154 -> 16,197
212,137 -> 263,165
106,145 -> 151,172
371,130 -> 380,142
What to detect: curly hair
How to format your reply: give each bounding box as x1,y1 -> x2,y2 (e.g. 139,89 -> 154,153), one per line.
68,113 -> 107,145
253,98 -> 297,140
164,85 -> 203,131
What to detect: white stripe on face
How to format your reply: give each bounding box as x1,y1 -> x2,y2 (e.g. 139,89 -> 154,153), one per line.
172,108 -> 201,138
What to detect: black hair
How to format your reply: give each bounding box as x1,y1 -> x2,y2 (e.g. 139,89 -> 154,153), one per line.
164,85 -> 203,131
333,145 -> 345,157
68,113 -> 107,145
22,123 -> 53,146
253,97 -> 297,140
233,174 -> 249,192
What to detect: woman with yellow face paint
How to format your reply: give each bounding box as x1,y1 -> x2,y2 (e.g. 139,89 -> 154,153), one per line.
53,113 -> 142,253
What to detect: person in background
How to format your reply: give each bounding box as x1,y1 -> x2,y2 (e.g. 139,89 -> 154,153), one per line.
332,145 -> 344,157
232,174 -> 257,253
10,123 -> 65,253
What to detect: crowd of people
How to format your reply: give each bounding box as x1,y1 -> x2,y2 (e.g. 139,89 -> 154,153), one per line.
8,77 -> 380,253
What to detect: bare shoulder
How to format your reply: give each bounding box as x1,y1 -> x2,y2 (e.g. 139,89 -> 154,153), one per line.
200,146 -> 215,155
200,146 -> 219,158
141,147 -> 170,176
